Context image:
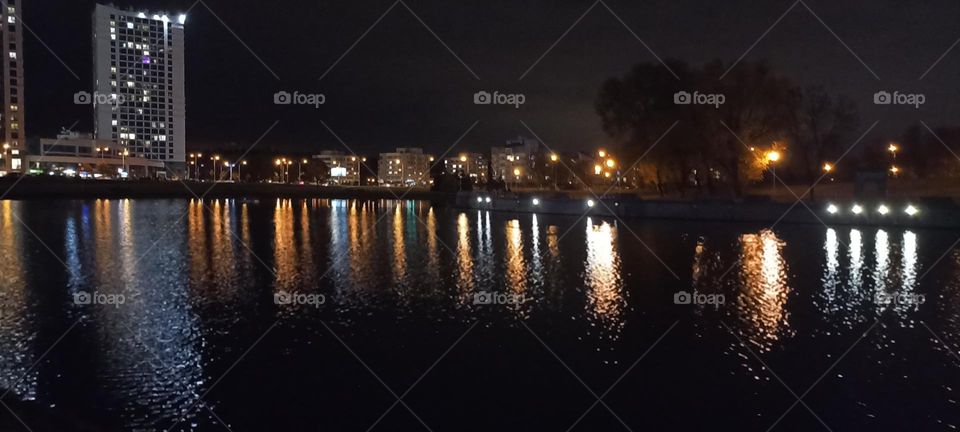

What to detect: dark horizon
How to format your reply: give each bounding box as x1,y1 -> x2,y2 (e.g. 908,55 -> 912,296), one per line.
21,0 -> 960,155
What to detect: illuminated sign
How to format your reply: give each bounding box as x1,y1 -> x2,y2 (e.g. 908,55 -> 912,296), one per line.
331,167 -> 347,177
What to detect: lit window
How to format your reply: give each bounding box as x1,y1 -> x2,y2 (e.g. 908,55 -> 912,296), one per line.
7,16 -> 15,24
127,22 -> 134,29
8,52 -> 15,59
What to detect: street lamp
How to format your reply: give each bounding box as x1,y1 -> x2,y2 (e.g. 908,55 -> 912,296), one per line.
888,143 -> 899,160
239,160 -> 247,182
225,161 -> 232,181
822,162 -> 833,173
890,165 -> 900,176
122,149 -> 129,175
766,150 -> 781,192
549,153 -> 559,190
298,159 -> 308,183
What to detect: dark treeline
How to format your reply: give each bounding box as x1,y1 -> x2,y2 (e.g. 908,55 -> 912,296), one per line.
596,59 -> 960,199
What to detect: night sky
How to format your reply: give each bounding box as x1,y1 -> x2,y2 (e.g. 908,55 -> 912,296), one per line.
22,0 -> 960,155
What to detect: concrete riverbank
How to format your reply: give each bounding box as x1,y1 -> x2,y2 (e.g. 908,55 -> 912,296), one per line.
0,177 -> 450,202
455,192 -> 960,229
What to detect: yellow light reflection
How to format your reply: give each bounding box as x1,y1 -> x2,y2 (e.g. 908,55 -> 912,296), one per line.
738,230 -> 790,351
584,218 -> 625,337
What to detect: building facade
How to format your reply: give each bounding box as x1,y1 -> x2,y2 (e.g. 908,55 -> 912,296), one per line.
92,5 -> 186,176
377,147 -> 434,186
312,150 -> 365,185
29,130 -> 165,178
491,136 -> 540,184
0,0 -> 24,174
442,152 -> 487,184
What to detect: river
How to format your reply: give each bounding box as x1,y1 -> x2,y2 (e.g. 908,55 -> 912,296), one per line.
0,198 -> 958,430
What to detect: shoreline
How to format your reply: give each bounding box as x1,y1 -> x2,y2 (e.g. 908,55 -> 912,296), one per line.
3,177 -> 959,229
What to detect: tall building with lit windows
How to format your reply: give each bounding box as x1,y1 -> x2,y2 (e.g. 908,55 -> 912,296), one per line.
0,0 -> 25,174
92,4 -> 186,176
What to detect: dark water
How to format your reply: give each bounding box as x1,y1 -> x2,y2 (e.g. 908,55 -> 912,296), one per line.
1,198 -> 959,431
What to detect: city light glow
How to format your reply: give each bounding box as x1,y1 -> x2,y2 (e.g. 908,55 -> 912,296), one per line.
878,204 -> 890,215
851,204 -> 863,215
905,205 -> 919,216
826,204 -> 839,214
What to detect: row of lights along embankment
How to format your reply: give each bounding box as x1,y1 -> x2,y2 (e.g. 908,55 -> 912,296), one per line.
826,203 -> 919,216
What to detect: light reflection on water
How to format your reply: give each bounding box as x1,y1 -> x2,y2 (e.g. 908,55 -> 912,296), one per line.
0,199 -> 957,429
736,230 -> 791,352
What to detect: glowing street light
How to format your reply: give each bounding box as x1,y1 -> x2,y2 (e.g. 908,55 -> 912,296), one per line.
905,205 -> 919,216
549,153 -> 558,162
598,150 -> 606,158
890,165 -> 900,176
766,150 -> 781,162
605,158 -> 616,169
594,164 -> 602,175
823,163 -> 833,173
826,204 -> 839,214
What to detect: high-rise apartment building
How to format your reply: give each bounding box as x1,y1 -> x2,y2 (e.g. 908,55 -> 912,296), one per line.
0,0 -> 24,174
92,5 -> 186,175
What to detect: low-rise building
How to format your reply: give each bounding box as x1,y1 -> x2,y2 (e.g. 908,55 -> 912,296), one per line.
312,150 -> 365,185
442,152 -> 487,184
377,147 -> 434,186
491,136 -> 540,185
27,130 -> 165,178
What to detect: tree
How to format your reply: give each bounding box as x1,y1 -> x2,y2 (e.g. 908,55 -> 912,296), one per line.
786,85 -> 858,201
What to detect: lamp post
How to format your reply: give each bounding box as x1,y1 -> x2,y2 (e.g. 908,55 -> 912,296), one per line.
225,161 -> 232,181
2,143 -> 9,171
286,160 -> 293,183
888,143 -> 899,161
549,153 -> 559,190
239,160 -> 247,182
122,149 -> 129,175
766,150 -> 781,192
298,159 -> 308,183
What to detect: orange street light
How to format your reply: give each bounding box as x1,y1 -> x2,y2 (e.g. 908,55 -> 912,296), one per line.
888,143 -> 899,153
460,155 -> 467,162
598,150 -> 606,158
823,163 -> 833,173
890,165 -> 900,175
550,153 -> 558,162
594,164 -> 602,175
766,150 -> 781,163
605,158 -> 615,168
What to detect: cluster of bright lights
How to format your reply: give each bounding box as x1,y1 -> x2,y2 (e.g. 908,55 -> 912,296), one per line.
475,196 -> 492,204
827,203 -> 919,216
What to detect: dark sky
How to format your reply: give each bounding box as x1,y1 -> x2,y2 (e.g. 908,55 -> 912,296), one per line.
23,0 -> 960,156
